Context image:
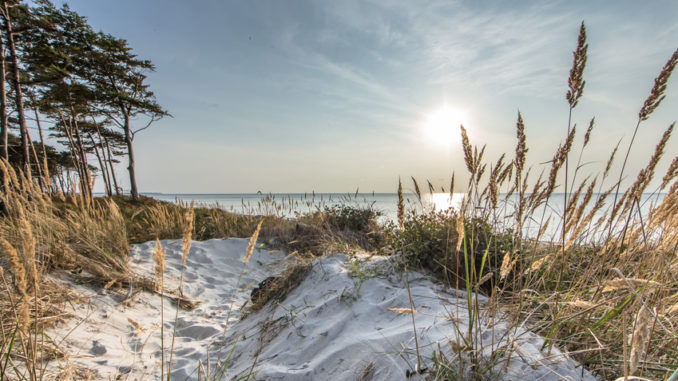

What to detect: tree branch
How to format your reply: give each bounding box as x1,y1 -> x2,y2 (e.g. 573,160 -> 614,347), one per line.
97,109 -> 124,128
130,114 -> 159,139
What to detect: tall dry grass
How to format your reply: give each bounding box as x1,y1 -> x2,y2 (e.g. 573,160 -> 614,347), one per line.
0,159 -> 140,379
0,160 -> 181,379
390,25 -> 678,380
0,19 -> 675,381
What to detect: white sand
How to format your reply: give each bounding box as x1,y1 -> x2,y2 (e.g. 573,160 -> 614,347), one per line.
45,238 -> 597,380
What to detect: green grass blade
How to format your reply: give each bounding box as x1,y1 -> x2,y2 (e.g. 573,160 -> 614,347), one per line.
463,226 -> 473,337
592,293 -> 635,330
478,238 -> 492,281
216,338 -> 239,380
1,326 -> 18,378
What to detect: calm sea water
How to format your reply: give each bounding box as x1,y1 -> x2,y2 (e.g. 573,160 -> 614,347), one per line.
143,192 -> 426,222
143,192 -> 665,241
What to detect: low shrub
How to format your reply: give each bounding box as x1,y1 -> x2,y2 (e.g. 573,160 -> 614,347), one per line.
323,203 -> 381,232
386,210 -> 513,292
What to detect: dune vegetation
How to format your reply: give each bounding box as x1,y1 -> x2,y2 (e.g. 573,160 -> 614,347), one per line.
0,6 -> 677,381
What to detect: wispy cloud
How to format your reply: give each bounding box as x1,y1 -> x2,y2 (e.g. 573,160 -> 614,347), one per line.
78,0 -> 678,192
270,0 -> 585,116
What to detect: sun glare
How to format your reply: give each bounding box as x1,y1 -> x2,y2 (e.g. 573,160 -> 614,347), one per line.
424,106 -> 467,144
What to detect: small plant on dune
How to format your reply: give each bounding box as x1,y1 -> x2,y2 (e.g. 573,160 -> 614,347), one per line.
323,203 -> 381,232
280,204 -> 383,258
385,207 -> 512,293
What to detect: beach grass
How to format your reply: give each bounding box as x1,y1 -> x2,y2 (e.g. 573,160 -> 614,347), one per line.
381,28 -> 678,379
0,23 -> 677,380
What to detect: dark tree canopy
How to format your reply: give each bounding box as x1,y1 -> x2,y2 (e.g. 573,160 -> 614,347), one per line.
0,0 -> 167,199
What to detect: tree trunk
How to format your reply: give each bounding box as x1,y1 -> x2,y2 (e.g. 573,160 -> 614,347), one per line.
25,127 -> 44,188
58,110 -> 86,198
68,169 -> 76,194
102,134 -> 120,195
89,133 -> 110,196
64,127 -> 82,189
2,0 -> 30,173
92,118 -> 113,196
123,114 -> 139,200
0,23 -> 7,161
99,140 -> 113,197
57,169 -> 65,194
72,116 -> 92,201
34,107 -> 50,191
65,168 -> 72,194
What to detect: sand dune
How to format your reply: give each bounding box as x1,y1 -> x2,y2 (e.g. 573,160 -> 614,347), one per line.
47,239 -> 595,380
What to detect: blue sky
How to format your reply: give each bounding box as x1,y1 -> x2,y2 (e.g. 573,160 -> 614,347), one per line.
60,0 -> 678,193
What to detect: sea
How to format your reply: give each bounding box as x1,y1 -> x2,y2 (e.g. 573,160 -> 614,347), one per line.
141,192 -> 666,241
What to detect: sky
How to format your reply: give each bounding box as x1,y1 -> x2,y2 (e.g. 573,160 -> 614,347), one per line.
57,0 -> 678,194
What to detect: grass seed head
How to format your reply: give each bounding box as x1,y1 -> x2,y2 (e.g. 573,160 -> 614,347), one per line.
455,211 -> 464,253
515,112 -> 527,175
660,154 -> 678,190
19,216 -> 39,292
604,139 -> 621,179
244,220 -> 263,265
489,164 -> 499,209
499,251 -> 513,281
411,176 -> 422,202
629,307 -> 653,375
1,238 -> 30,333
460,125 -> 474,174
181,206 -> 194,266
622,122 -> 674,216
153,239 -> 166,290
639,48 -> 678,120
566,22 -> 588,108
584,117 -> 595,147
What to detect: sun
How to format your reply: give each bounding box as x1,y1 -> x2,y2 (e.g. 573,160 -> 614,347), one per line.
424,106 -> 467,144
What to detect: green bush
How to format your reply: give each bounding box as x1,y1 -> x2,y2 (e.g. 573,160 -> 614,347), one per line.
386,210 -> 513,291
323,204 -> 381,232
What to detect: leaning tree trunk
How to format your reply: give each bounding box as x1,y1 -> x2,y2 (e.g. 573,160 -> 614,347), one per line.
92,119 -> 113,196
102,134 -> 120,195
56,169 -> 66,194
89,133 -> 110,196
2,0 -> 30,173
25,127 -> 44,188
98,138 -> 113,197
123,114 -> 139,200
66,126 -> 87,198
64,168 -> 72,194
72,116 -> 92,201
0,24 -> 7,161
34,107 -> 50,191
58,110 -> 87,197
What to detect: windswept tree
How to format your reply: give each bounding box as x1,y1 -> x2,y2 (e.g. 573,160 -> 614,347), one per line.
18,1 -> 102,198
91,32 -> 168,200
0,0 -> 30,171
0,0 -> 166,199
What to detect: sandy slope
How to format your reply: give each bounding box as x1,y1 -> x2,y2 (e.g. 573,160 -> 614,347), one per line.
46,239 -> 596,380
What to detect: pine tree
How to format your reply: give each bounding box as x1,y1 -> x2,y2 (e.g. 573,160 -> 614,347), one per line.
0,0 -> 30,172
0,0 -> 164,199
91,32 -> 169,200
